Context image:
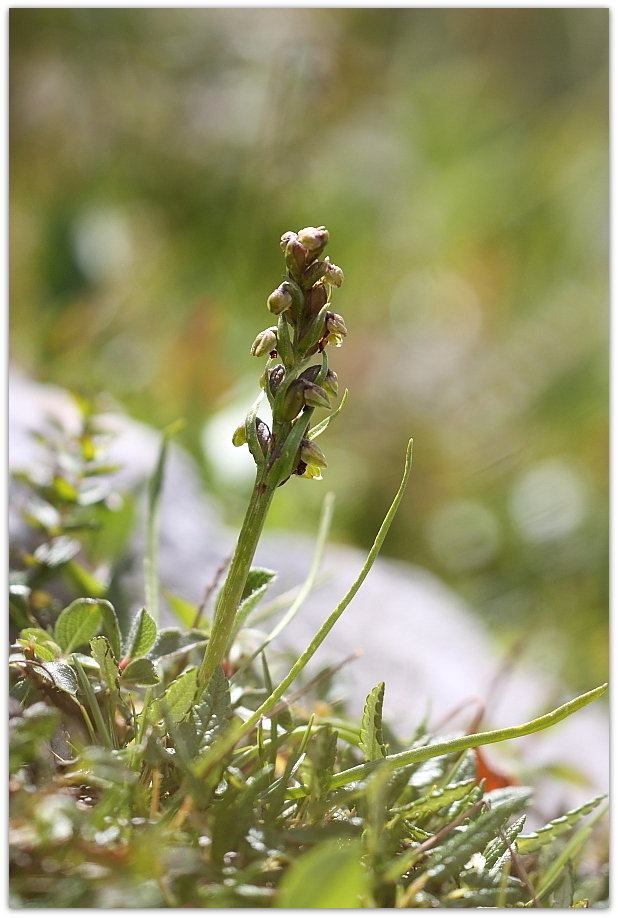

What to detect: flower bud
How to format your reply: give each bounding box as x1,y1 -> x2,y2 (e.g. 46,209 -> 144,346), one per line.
279,379 -> 306,422
280,231 -> 297,252
250,326 -> 278,357
326,312 -> 347,337
299,364 -> 321,384
267,284 -> 293,315
302,381 -> 331,411
323,258 -> 344,287
268,363 -> 285,396
232,424 -> 247,447
305,282 -> 328,317
323,368 -> 339,397
256,418 -> 271,457
285,237 -> 308,279
300,438 -> 328,468
297,226 -> 329,256
302,259 -> 328,289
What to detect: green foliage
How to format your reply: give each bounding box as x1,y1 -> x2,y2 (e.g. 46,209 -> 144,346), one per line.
517,793 -> 606,854
123,608 -> 157,661
276,839 -> 369,908
9,317 -> 608,907
360,681 -> 388,761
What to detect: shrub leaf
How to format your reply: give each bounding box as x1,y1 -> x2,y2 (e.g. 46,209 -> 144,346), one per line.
360,681 -> 388,762
54,598 -> 105,654
122,657 -> 160,686
124,607 -> 157,660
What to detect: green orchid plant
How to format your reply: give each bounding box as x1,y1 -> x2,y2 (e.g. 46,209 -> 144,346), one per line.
198,226 -> 347,690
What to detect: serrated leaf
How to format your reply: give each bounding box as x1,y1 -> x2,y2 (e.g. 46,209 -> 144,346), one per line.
177,665 -> 231,756
124,607 -> 157,660
484,814 -> 526,868
90,636 -> 120,694
146,628 -> 208,663
360,682 -> 388,762
306,724 -> 338,798
517,794 -> 606,855
54,598 -> 105,654
276,839 -> 368,908
393,779 -> 476,819
149,667 -> 198,723
424,787 -> 532,884
122,657 -> 160,686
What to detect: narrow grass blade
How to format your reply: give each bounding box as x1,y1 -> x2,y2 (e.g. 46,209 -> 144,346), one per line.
144,419 -> 185,624
325,683 -> 608,792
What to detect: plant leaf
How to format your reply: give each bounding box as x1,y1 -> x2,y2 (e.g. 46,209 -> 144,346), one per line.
146,628 -> 208,663
124,607 -> 157,660
54,598 -> 105,654
90,636 -> 120,693
360,682 -> 388,762
308,388 -> 348,440
240,567 -> 277,601
392,779 -> 476,819
517,794 -> 606,855
149,667 -> 198,724
177,665 -> 232,756
163,591 -> 198,629
423,787 -> 533,884
276,839 -> 368,908
98,601 -> 122,662
122,657 -> 160,686
42,661 -> 79,696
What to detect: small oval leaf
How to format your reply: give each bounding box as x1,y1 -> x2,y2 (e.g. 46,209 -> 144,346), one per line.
54,598 -> 105,654
125,608 -> 157,660
122,657 -> 160,686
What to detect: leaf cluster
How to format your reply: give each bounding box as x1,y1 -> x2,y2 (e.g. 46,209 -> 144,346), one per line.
9,398 -> 608,908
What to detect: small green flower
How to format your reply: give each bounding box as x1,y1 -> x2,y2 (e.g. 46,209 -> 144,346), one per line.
250,326 -> 278,357
267,284 -> 293,315
325,312 -> 347,337
300,438 -> 328,469
302,381 -> 331,411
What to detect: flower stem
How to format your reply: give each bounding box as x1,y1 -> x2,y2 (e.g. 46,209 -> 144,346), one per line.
197,477 -> 275,690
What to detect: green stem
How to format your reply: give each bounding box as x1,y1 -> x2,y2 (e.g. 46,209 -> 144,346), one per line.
192,439 -> 414,779
197,476 -> 276,690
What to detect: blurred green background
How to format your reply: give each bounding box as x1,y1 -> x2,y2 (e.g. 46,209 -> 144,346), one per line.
9,8 -> 608,694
